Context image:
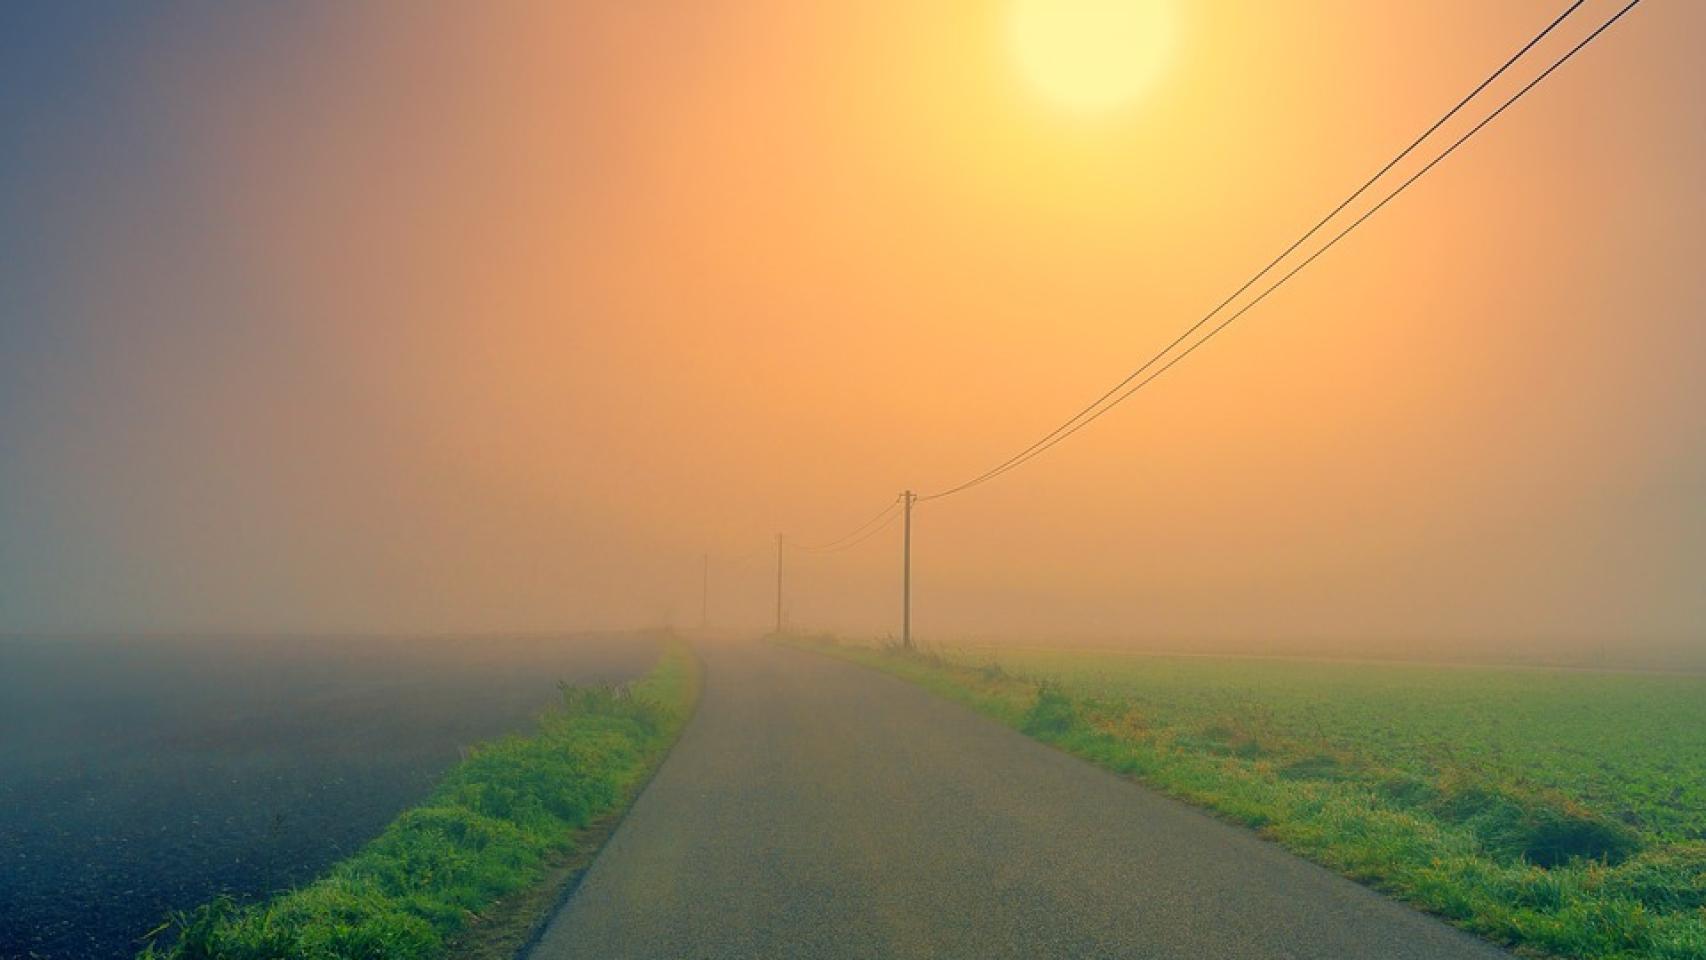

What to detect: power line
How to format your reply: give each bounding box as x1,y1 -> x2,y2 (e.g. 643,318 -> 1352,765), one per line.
919,0 -> 1600,502
792,496 -> 902,552
802,507 -> 903,555
773,500 -> 905,635
919,0 -> 1642,496
767,0 -> 1647,648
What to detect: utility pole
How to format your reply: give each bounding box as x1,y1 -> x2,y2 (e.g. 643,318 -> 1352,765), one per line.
901,490 -> 916,649
700,553 -> 709,631
774,533 -> 784,635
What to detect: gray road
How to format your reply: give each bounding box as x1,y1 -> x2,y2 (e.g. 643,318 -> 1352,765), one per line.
532,640 -> 1509,959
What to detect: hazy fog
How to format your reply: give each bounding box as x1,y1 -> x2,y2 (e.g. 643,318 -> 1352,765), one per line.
2,2 -> 1701,665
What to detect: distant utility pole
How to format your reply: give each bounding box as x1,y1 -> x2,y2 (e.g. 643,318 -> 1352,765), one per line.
774,533 -> 784,635
700,553 -> 709,631
901,490 -> 916,649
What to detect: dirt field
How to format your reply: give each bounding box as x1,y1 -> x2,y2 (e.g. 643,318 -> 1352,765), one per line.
0,632 -> 659,960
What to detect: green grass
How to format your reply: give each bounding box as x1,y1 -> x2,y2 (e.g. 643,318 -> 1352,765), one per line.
792,636 -> 1706,960
139,639 -> 699,960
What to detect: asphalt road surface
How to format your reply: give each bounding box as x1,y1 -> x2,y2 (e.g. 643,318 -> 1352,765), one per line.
532,639 -> 1510,959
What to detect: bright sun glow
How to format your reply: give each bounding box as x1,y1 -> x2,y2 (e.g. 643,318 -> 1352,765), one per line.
1009,0 -> 1175,114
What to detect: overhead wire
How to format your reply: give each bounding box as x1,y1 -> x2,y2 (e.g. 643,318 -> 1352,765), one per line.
918,0 -> 1603,502
791,496 -> 903,553
799,507 -> 904,555
920,0 -> 1643,497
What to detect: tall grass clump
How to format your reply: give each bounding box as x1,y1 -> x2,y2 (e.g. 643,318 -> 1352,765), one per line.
787,635 -> 1706,960
139,640 -> 698,960
1020,683 -> 1082,738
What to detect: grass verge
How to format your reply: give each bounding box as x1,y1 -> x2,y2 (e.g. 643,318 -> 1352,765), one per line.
787,635 -> 1706,960
140,638 -> 700,960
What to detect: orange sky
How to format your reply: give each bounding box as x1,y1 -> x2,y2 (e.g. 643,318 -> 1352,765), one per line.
2,1 -> 1701,660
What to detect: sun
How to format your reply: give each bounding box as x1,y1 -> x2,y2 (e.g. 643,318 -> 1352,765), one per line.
1008,0 -> 1175,115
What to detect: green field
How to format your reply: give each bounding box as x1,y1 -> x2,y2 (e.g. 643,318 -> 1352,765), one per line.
799,638 -> 1706,960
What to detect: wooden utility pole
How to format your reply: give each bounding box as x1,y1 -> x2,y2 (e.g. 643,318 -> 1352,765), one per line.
774,533 -> 784,635
901,490 -> 916,649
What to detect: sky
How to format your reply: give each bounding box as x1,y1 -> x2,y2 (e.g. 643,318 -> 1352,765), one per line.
1,1 -> 1701,663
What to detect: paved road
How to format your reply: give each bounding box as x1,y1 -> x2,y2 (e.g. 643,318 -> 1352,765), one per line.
532,640 -> 1510,959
